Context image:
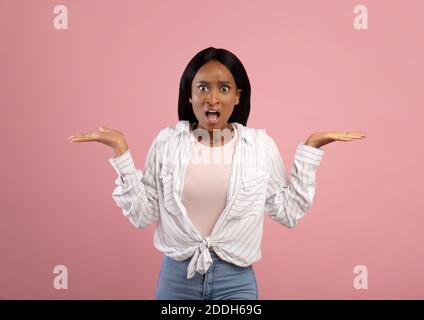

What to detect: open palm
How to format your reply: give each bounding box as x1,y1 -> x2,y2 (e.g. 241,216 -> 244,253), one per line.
306,131 -> 367,148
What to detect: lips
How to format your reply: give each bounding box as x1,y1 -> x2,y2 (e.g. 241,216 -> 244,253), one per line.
205,110 -> 220,117
205,110 -> 220,123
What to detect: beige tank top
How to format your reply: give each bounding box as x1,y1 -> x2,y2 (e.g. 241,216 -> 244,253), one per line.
181,124 -> 237,237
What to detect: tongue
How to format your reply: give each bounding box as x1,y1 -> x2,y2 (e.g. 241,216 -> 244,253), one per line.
207,113 -> 218,120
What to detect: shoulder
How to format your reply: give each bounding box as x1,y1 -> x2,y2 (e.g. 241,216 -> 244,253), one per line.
236,123 -> 273,146
156,126 -> 175,142
146,123 -> 180,163
150,120 -> 191,152
154,120 -> 187,142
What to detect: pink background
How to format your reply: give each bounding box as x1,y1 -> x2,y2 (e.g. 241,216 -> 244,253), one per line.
1,0 -> 423,299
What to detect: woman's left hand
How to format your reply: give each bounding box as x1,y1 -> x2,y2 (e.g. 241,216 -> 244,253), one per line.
305,131 -> 367,149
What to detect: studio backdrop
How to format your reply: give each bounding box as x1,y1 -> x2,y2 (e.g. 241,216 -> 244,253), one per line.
1,0 -> 423,299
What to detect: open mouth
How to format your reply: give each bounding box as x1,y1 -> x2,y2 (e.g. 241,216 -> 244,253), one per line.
205,110 -> 220,122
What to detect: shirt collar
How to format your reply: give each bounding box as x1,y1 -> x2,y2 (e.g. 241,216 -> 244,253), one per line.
174,120 -> 254,145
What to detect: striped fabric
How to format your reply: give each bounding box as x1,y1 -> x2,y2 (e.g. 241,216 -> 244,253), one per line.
109,120 -> 324,279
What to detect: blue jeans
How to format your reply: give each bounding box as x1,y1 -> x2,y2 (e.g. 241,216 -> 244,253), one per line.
156,250 -> 258,300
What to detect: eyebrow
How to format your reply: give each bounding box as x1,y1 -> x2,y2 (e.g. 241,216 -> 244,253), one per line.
196,80 -> 232,85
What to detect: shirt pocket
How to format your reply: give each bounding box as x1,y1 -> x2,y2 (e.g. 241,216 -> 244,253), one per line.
228,174 -> 268,220
159,172 -> 182,216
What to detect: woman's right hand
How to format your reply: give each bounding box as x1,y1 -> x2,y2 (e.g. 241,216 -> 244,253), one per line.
68,126 -> 129,157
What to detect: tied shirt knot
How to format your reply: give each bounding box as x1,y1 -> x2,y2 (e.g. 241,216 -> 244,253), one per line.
187,236 -> 213,279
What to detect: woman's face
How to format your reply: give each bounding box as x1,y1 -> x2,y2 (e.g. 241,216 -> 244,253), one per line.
190,60 -> 241,132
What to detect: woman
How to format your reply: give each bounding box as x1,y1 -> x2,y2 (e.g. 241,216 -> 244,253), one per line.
68,47 -> 366,300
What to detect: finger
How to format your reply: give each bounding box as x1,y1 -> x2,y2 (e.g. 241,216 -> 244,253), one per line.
343,132 -> 365,137
68,132 -> 99,142
99,125 -> 110,132
348,131 -> 367,136
67,135 -> 83,142
337,136 -> 364,141
344,134 -> 365,139
333,133 -> 354,139
350,134 -> 367,138
347,134 -> 365,138
333,133 -> 358,140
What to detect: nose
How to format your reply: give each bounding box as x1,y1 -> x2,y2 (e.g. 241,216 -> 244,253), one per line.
206,88 -> 220,105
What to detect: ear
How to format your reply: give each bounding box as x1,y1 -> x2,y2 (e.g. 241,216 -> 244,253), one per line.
189,97 -> 192,103
235,89 -> 242,106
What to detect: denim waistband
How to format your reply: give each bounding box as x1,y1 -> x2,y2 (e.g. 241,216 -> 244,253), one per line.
209,249 -> 220,260
209,249 -> 219,259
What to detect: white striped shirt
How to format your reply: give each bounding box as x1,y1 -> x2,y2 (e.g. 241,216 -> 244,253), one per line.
108,120 -> 324,279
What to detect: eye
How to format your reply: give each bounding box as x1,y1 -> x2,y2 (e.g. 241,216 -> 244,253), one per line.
221,85 -> 230,92
198,85 -> 208,92
197,85 -> 230,93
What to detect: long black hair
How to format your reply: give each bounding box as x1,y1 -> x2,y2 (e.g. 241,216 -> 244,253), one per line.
178,47 -> 251,126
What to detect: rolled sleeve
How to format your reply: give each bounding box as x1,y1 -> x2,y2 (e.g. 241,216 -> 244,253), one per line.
265,136 -> 324,228
295,143 -> 324,166
109,149 -> 136,176
108,136 -> 161,229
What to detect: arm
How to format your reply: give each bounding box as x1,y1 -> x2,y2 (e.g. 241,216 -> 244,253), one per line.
108,136 -> 161,229
264,135 -> 324,228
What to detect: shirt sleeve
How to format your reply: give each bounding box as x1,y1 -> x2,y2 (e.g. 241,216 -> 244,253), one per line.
264,135 -> 324,228
108,136 -> 161,229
